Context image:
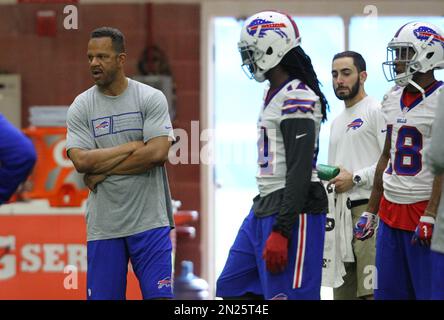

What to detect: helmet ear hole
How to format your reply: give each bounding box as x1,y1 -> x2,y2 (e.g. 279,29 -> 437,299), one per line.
266,47 -> 273,55
426,52 -> 434,59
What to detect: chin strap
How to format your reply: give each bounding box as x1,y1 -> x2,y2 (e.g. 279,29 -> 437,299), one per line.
254,70 -> 266,82
408,78 -> 426,100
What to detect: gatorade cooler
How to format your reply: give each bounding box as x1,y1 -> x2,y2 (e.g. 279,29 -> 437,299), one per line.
22,127 -> 88,207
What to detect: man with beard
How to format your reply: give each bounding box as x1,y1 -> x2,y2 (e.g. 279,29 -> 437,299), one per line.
65,27 -> 175,300
326,51 -> 386,299
354,22 -> 444,300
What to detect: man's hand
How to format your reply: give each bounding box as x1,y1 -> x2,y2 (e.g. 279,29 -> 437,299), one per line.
328,166 -> 353,193
262,231 -> 289,273
83,174 -> 107,192
411,215 -> 435,246
354,212 -> 378,241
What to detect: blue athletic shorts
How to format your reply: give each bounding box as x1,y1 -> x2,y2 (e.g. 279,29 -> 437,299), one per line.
375,219 -> 432,300
216,209 -> 326,300
86,226 -> 173,300
431,250 -> 444,300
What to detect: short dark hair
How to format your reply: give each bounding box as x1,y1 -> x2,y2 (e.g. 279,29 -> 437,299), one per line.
91,27 -> 125,54
333,51 -> 366,73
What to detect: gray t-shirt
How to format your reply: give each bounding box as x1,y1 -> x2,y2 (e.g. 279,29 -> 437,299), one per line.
427,89 -> 444,254
66,78 -> 175,241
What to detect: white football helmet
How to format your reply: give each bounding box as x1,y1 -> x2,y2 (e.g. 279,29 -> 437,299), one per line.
383,21 -> 444,87
238,11 -> 301,82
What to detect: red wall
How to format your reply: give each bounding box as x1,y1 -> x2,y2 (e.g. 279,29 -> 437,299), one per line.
151,4 -> 202,277
0,3 -> 202,278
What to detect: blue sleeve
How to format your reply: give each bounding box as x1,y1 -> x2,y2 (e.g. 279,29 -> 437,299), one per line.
0,115 -> 37,204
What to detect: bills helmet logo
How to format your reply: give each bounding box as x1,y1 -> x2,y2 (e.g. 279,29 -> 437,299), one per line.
247,18 -> 287,38
413,26 -> 444,48
95,121 -> 109,129
347,118 -> 363,131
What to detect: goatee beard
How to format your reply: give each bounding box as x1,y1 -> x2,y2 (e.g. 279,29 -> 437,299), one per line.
335,80 -> 360,101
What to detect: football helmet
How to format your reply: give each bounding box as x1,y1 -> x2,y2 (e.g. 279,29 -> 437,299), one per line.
238,11 -> 301,82
383,21 -> 444,87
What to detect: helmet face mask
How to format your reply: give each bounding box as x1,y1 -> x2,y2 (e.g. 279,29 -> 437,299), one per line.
239,42 -> 266,82
383,43 -> 418,86
382,22 -> 444,87
238,11 -> 301,82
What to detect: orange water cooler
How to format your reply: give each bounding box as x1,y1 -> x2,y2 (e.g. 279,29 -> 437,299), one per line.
22,127 -> 88,207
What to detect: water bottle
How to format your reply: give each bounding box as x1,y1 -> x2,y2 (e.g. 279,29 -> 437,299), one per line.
174,261 -> 209,300
317,164 -> 340,181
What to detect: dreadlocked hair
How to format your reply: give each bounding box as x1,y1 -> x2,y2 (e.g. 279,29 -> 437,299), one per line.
279,46 -> 329,122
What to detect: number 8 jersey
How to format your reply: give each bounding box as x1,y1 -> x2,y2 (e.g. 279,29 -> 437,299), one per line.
382,81 -> 443,204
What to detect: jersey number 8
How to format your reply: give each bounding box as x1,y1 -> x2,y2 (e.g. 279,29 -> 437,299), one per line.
388,125 -> 423,176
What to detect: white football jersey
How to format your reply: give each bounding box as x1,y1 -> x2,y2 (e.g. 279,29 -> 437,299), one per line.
382,81 -> 443,204
256,78 -> 323,197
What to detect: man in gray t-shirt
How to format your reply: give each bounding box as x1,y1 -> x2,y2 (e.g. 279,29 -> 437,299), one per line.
66,27 -> 174,300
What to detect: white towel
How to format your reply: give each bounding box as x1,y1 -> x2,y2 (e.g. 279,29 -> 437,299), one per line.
322,185 -> 355,288
337,193 -> 355,263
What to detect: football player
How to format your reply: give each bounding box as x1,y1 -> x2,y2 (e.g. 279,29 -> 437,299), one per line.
216,11 -> 329,300
354,21 -> 444,300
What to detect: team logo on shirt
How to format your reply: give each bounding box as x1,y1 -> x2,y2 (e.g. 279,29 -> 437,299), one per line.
413,26 -> 444,48
95,121 -> 109,129
157,277 -> 172,289
92,117 -> 112,137
247,18 -> 287,38
346,118 -> 364,131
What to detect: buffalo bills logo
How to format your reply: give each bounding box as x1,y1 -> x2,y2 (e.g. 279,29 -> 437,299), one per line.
247,18 -> 287,38
414,26 -> 444,48
347,118 -> 363,131
271,293 -> 288,300
157,277 -> 172,289
95,120 -> 109,129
